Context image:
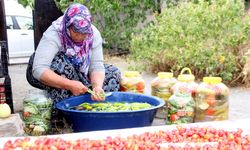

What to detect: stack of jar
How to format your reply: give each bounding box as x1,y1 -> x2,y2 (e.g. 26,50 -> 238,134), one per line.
151,72 -> 177,119
167,68 -> 198,125
120,71 -> 145,94
195,77 -> 229,122
119,68 -> 230,125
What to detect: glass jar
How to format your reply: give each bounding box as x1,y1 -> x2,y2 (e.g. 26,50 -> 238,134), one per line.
0,78 -> 5,103
151,72 -> 177,119
167,93 -> 195,125
23,89 -> 53,136
120,71 -> 145,94
171,68 -> 198,99
195,77 -> 229,122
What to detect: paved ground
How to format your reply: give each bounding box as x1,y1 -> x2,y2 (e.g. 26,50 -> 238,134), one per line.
7,57 -> 250,126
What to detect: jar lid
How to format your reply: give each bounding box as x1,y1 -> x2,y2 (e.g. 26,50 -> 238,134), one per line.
157,72 -> 173,79
177,67 -> 195,82
203,77 -> 222,84
124,71 -> 140,77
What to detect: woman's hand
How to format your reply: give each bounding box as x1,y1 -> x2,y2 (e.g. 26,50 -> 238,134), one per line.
91,86 -> 105,101
68,80 -> 88,96
90,71 -> 105,101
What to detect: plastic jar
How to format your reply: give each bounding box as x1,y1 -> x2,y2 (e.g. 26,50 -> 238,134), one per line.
195,77 -> 229,122
171,68 -> 198,99
120,71 -> 145,94
151,72 -> 177,119
167,93 -> 195,125
23,89 -> 53,136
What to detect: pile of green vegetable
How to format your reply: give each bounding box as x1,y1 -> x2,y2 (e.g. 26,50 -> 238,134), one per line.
72,102 -> 153,112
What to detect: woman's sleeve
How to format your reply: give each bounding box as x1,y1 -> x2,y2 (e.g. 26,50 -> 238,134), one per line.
32,26 -> 60,80
88,26 -> 105,74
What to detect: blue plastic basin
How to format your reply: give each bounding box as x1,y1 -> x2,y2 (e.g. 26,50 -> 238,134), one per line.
56,92 -> 165,132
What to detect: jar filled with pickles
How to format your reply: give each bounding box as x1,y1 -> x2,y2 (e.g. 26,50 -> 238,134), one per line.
120,71 -> 145,94
171,68 -> 198,99
23,89 -> 53,136
167,93 -> 195,125
195,77 -> 229,122
151,72 -> 177,118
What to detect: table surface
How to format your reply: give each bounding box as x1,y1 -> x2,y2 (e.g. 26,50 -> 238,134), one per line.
1,119 -> 250,147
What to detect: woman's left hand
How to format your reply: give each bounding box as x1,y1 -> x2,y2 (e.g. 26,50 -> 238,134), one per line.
91,86 -> 105,101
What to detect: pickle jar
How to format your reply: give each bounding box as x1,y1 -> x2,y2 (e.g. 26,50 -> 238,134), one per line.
167,93 -> 195,125
171,68 -> 198,99
23,89 -> 53,136
120,71 -> 145,93
151,72 -> 177,118
195,77 -> 229,122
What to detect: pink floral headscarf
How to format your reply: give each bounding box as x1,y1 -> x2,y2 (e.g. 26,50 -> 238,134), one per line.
52,3 -> 93,75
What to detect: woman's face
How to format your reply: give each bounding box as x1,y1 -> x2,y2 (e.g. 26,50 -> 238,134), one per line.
69,26 -> 87,43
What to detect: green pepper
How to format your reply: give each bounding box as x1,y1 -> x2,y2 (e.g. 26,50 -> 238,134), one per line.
168,99 -> 179,108
74,102 -> 152,112
168,106 -> 178,114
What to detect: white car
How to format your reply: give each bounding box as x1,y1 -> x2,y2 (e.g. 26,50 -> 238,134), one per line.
6,15 -> 34,64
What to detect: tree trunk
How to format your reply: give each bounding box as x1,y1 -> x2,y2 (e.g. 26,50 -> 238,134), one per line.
0,0 -> 9,72
34,0 -> 63,49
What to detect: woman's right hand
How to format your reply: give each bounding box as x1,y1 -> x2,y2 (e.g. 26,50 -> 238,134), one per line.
68,80 -> 88,96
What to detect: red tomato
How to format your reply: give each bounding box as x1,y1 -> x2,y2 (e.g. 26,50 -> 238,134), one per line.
23,111 -> 31,117
170,114 -> 179,122
205,108 -> 216,115
3,140 -> 13,149
3,126 -> 250,149
136,82 -> 145,91
120,85 -> 127,91
206,99 -> 216,107
205,94 -> 216,106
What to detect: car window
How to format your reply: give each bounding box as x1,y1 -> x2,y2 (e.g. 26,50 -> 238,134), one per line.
6,16 -> 14,29
15,16 -> 33,30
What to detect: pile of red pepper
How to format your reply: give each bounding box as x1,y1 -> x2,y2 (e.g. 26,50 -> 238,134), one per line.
3,126 -> 250,150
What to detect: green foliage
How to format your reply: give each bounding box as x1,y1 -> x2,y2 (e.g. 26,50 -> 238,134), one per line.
18,0 -> 34,9
130,0 -> 250,84
54,0 -> 161,54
